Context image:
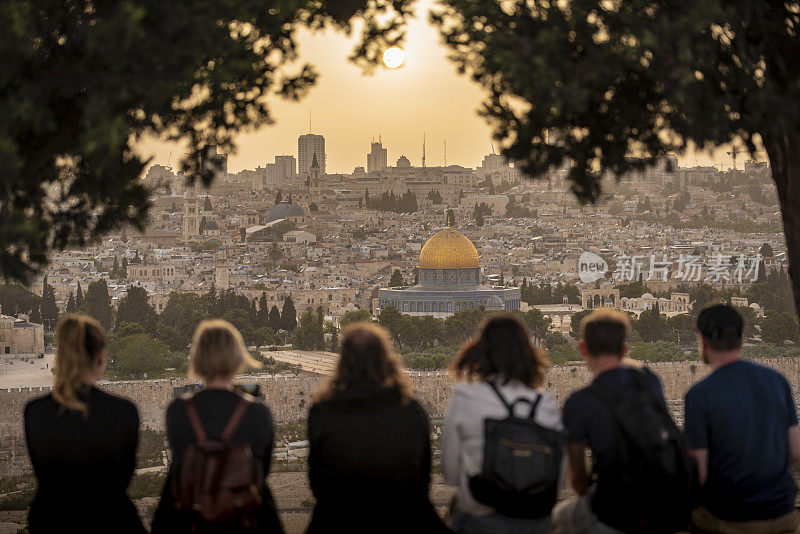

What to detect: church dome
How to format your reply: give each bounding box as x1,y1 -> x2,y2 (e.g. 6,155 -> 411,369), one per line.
286,204 -> 305,217
267,202 -> 304,222
419,227 -> 479,269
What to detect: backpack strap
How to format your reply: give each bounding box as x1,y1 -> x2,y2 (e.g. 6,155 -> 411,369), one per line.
487,381 -> 514,416
221,397 -> 251,441
184,397 -> 206,442
488,381 -> 541,419
527,394 -> 543,420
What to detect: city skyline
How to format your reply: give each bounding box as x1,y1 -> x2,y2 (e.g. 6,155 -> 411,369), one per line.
134,0 -> 754,176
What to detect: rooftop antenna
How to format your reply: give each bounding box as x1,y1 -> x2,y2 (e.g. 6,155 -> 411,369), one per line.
444,139 -> 447,166
422,133 -> 426,168
379,134 -> 382,144
491,142 -> 496,155
727,144 -> 741,170
308,109 -> 312,134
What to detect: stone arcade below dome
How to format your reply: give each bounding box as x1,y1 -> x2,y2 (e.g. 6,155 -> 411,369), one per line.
377,227 -> 520,317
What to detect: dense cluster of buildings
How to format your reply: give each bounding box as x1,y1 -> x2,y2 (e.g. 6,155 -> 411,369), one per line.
12,130 -> 782,347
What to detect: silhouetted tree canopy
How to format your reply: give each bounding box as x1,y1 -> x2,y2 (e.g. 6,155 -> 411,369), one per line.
80,279 -> 113,330
389,269 -> 405,287
432,0 -> 800,313
116,286 -> 157,334
0,0 -> 412,283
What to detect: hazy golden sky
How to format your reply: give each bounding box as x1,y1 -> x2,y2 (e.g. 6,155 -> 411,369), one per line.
137,0 -> 745,175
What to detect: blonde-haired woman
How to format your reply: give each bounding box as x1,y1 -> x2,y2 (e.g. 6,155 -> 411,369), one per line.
306,323 -> 449,533
24,314 -> 145,533
152,319 -> 283,533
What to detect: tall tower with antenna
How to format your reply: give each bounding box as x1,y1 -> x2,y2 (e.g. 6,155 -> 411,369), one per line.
422,133 -> 426,168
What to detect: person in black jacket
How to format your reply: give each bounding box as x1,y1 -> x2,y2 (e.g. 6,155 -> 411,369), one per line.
24,314 -> 145,534
306,323 -> 450,533
152,319 -> 283,533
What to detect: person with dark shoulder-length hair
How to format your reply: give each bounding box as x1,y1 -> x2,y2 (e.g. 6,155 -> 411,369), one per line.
442,313 -> 562,534
152,319 -> 283,533
24,314 -> 145,534
306,322 -> 450,533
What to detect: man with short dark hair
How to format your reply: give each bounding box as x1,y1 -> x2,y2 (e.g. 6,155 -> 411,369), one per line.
553,309 -> 679,533
685,304 -> 800,533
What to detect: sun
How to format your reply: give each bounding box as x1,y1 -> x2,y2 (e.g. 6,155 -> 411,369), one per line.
382,47 -> 406,69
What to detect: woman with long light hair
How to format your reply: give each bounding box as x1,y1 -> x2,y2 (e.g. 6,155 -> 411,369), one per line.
24,314 -> 144,533
152,319 -> 283,533
306,323 -> 449,533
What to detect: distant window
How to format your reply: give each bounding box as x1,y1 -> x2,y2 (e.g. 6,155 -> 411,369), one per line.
0,334 -> 4,341
4,347 -> 9,354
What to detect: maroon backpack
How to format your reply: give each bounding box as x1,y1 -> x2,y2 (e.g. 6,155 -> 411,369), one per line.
174,397 -> 263,529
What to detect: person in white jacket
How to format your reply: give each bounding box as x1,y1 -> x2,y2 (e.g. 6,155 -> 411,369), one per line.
442,314 -> 563,534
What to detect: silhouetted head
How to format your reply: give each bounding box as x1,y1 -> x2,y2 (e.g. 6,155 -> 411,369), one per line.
315,323 -> 411,402
451,314 -> 548,387
53,314 -> 107,415
579,309 -> 631,358
189,319 -> 260,380
696,305 -> 743,363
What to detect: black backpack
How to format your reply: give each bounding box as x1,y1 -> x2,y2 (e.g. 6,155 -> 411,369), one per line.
469,382 -> 563,518
588,367 -> 697,533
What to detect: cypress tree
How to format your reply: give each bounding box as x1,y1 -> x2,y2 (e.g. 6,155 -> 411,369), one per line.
257,292 -> 269,328
281,297 -> 297,331
269,305 -> 281,332
41,276 -> 59,330
82,279 -> 113,330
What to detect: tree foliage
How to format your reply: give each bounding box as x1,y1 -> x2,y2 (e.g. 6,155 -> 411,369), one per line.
377,306 -> 544,353
281,297 -> 297,331
628,341 -> 691,363
339,309 -> 373,329
472,202 -> 491,227
268,305 -> 282,332
426,189 -> 443,204
79,279 -> 113,330
366,190 -> 418,213
634,308 -> 671,343
292,310 -> 325,350
40,277 -> 59,329
158,292 -> 208,348
570,309 -> 593,338
521,281 -> 580,305
0,284 -> 41,319
762,312 -> 800,345
432,0 -> 800,315
108,332 -> 185,378
432,0 -> 799,200
116,286 -> 157,334
0,0 -> 413,283
389,269 -> 405,287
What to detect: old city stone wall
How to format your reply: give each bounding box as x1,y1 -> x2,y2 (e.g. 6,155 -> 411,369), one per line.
2,358 -> 800,477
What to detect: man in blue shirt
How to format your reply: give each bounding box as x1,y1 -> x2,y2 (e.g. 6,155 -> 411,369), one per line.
685,304 -> 800,533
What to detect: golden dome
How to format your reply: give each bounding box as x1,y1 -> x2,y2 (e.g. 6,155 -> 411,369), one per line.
419,227 -> 479,269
